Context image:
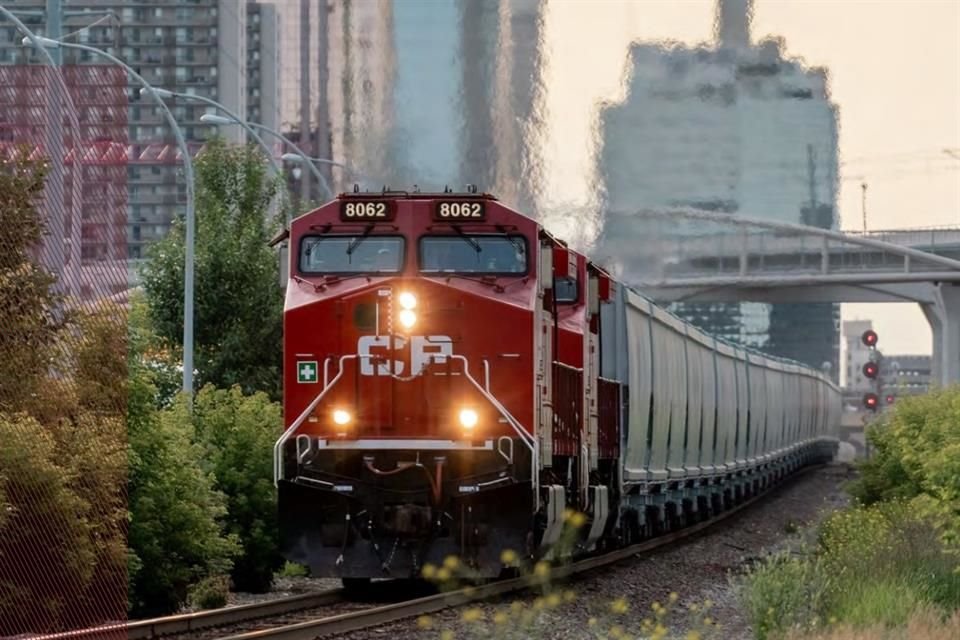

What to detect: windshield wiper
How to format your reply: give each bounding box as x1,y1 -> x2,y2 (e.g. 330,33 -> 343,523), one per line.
492,224 -> 526,255
452,225 -> 482,253
346,223 -> 375,255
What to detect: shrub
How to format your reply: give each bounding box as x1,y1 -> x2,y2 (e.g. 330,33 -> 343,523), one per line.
127,372 -> 239,617
0,414 -> 94,634
739,553 -> 828,640
740,501 -> 960,638
278,561 -> 309,578
187,385 -> 283,593
850,389 -> 960,556
188,575 -> 230,611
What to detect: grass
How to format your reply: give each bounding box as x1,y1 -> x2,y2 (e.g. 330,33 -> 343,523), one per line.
739,501 -> 960,640
785,608 -> 960,639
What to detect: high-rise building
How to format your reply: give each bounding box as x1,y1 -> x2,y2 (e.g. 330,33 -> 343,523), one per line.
0,0 -> 282,262
247,1 -> 281,137
322,0 -> 545,207
597,0 -> 840,376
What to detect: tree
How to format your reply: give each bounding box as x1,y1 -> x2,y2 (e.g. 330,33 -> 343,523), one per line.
140,138 -> 284,398
181,385 -> 283,592
126,294 -> 240,617
0,152 -> 64,412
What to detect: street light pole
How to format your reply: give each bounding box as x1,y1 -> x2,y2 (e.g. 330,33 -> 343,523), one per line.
279,152 -> 366,184
26,36 -> 198,398
148,88 -> 293,220
149,88 -> 281,176
199,114 -> 333,202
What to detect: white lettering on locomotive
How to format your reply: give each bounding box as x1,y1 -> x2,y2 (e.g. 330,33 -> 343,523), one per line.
357,335 -> 453,376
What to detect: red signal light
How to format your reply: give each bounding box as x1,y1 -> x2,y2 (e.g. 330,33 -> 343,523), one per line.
862,361 -> 879,379
863,393 -> 879,410
862,330 -> 878,347
886,394 -> 895,405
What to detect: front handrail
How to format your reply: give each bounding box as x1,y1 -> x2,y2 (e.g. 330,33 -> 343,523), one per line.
273,354 -> 370,486
447,354 -> 539,498
274,352 -> 540,499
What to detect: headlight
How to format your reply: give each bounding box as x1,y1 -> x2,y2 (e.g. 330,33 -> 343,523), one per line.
459,408 -> 478,430
332,409 -> 352,426
399,308 -> 417,329
398,291 -> 417,310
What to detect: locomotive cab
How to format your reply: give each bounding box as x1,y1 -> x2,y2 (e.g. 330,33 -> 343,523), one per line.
276,191 -> 542,581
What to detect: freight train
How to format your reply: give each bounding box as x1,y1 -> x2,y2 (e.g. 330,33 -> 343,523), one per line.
274,190 -> 839,586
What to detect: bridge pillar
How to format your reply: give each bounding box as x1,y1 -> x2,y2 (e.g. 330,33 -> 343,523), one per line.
925,284 -> 960,387
921,303 -> 944,385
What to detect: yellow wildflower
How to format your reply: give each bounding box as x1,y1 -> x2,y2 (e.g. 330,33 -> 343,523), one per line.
440,631 -> 455,640
546,593 -> 562,608
610,597 -> 629,615
493,611 -> 508,625
421,563 -> 436,579
436,567 -> 451,582
669,591 -> 679,603
609,625 -> 625,638
462,608 -> 483,623
534,561 -> 551,578
563,590 -> 576,603
416,615 -> 433,629
500,549 -> 518,565
443,555 -> 460,570
588,617 -> 598,627
686,632 -> 701,640
570,511 -> 587,528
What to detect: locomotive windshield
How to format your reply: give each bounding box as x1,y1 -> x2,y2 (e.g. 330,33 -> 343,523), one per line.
419,235 -> 527,274
299,235 -> 405,274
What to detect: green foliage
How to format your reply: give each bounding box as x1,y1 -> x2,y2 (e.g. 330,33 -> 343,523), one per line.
0,153 -> 65,413
126,349 -> 240,616
0,154 -> 129,633
740,502 -> 960,639
0,414 -> 94,634
278,561 -> 309,578
850,388 -> 960,554
187,575 -> 230,611
187,385 -> 283,592
139,137 -> 284,398
739,554 -> 828,640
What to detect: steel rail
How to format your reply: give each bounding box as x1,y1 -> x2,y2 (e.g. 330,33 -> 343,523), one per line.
218,463 -> 828,640
25,589 -> 345,640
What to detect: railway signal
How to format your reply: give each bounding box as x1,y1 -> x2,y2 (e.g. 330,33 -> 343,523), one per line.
862,361 -> 879,379
886,394 -> 895,405
862,329 -> 878,347
863,392 -> 879,411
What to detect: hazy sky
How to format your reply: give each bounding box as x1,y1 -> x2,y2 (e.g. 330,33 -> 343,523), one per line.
539,0 -> 960,360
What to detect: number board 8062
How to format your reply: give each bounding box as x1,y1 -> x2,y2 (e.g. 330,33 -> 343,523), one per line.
433,200 -> 486,221
339,200 -> 396,221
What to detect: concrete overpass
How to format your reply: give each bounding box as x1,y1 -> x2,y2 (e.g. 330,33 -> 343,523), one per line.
594,208 -> 960,385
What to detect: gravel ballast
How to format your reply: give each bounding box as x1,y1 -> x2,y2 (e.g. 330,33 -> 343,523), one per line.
333,463 -> 854,640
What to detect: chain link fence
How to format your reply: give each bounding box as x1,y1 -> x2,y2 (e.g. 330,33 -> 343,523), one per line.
0,44 -> 130,633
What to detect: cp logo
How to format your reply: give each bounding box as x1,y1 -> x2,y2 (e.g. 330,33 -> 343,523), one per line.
357,335 -> 454,376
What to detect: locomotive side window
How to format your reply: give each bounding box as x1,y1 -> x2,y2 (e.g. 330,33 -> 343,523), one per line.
419,235 -> 528,275
554,276 -> 578,303
299,235 -> 405,274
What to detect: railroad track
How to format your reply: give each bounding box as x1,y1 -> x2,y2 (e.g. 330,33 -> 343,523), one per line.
216,466 -> 825,640
31,465 -> 822,640
25,589 -> 346,640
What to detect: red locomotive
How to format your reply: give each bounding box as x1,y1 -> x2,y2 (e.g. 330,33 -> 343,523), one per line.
275,190 -> 839,586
